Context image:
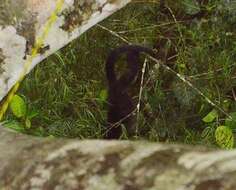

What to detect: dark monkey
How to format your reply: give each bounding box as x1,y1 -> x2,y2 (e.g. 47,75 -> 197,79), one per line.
105,45 -> 154,139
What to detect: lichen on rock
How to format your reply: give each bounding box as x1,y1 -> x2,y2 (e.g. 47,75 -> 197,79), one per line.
0,0 -> 131,101
61,0 -> 102,31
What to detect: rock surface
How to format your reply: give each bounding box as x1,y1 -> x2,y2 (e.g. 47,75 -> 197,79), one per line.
0,0 -> 131,100
0,126 -> 236,190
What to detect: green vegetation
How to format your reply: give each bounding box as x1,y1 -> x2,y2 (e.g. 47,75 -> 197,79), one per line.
3,0 -> 236,148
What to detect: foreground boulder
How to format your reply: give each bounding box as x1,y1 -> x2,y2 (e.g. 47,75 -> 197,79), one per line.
0,126 -> 236,189
0,0 -> 131,101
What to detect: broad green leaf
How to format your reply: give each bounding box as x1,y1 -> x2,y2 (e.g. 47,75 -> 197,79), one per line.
215,125 -> 234,149
99,89 -> 108,102
9,95 -> 27,118
225,112 -> 236,129
202,109 -> 218,123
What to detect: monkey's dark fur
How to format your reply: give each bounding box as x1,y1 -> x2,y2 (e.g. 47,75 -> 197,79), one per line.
105,45 -> 154,139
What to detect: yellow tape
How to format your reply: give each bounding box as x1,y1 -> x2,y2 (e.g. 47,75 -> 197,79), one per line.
0,0 -> 65,120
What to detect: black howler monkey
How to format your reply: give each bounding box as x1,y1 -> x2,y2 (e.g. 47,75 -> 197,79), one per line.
105,45 -> 154,139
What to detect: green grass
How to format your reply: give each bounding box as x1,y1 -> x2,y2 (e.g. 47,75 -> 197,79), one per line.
3,0 -> 236,148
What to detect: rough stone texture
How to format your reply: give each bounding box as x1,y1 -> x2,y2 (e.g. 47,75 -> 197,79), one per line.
0,0 -> 131,101
0,126 -> 236,190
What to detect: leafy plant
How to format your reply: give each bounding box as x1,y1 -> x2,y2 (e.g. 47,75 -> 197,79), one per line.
6,94 -> 39,131
202,109 -> 235,149
10,95 -> 26,118
215,125 -> 234,149
98,89 -> 108,103
225,112 -> 236,130
202,109 -> 218,123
